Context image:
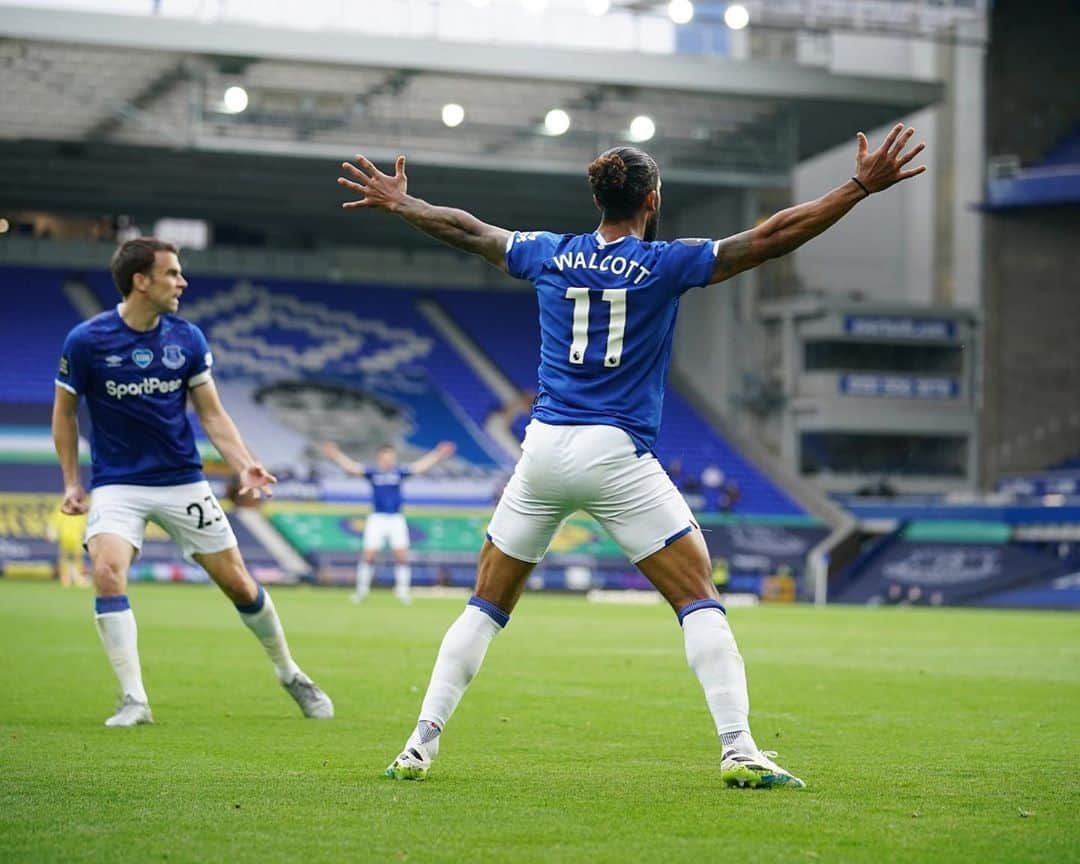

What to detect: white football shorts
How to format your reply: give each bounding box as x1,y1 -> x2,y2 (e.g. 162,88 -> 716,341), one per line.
85,480 -> 238,561
363,512 -> 410,551
487,421 -> 698,564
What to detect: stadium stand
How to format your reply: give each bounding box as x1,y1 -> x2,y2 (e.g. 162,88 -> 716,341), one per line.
431,288 -> 802,515
82,270 -> 508,473
0,263 -> 818,595
831,521 -> 1080,610
0,267 -> 85,405
1042,123 -> 1080,166
72,267 -> 800,514
985,122 -> 1080,209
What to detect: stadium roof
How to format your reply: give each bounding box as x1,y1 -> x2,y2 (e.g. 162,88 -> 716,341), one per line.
0,4 -> 943,247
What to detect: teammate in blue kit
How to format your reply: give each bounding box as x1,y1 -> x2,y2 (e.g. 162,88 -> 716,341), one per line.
52,238 -> 333,727
338,123 -> 926,787
320,439 -> 456,604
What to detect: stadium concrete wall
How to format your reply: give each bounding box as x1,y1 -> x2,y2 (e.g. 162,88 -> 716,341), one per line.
981,0 -> 1080,480
791,30 -> 984,310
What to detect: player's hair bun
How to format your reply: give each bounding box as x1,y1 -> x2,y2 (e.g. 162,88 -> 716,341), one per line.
586,147 -> 659,220
588,152 -> 628,197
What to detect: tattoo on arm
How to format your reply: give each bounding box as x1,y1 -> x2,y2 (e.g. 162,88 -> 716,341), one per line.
711,231 -> 758,284
709,182 -> 863,285
397,197 -> 509,270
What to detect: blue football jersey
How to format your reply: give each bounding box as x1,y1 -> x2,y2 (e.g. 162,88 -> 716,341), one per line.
506,230 -> 717,453
364,467 -> 413,514
56,307 -> 213,489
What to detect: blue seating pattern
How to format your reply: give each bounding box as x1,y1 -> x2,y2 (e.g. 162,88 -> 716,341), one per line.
85,272 -> 505,469
1,265 -> 799,513
0,268 -> 86,404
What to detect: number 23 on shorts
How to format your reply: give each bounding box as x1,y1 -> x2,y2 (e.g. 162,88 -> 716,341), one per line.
186,495 -> 224,530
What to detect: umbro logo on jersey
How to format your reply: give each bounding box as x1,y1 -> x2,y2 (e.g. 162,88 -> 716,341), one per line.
105,355 -> 124,368
132,348 -> 154,369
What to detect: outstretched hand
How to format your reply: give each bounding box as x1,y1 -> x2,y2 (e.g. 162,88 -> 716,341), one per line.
339,154 -> 409,211
238,463 -> 277,500
854,124 -> 927,194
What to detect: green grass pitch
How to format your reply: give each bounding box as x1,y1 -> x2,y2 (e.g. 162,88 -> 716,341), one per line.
1,582 -> 1078,863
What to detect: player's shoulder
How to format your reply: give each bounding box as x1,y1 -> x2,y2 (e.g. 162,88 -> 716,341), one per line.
65,308 -> 119,344
654,237 -> 715,253
161,314 -> 206,342
509,229 -> 573,249
648,237 -> 718,275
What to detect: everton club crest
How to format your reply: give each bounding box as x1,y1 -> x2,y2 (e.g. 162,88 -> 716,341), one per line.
162,344 -> 185,370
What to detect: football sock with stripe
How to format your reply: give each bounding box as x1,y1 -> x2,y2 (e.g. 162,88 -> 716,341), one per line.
415,598 -> 508,733
720,730 -> 758,755
403,719 -> 444,761
236,586 -> 301,683
94,595 -> 148,704
356,562 -> 374,596
680,603 -> 752,744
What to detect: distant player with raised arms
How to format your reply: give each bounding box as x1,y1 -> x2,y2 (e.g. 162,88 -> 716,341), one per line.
320,439 -> 456,604
53,238 -> 333,727
338,124 -> 925,787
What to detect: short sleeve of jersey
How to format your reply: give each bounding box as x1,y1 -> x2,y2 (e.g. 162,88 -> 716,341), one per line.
660,238 -> 719,295
505,231 -> 560,282
398,466 -> 413,479
187,323 -> 214,389
56,328 -> 89,396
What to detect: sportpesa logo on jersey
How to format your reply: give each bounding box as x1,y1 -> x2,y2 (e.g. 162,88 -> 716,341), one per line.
106,377 -> 184,399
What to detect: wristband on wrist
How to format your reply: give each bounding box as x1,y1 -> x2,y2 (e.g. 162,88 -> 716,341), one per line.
850,176 -> 871,197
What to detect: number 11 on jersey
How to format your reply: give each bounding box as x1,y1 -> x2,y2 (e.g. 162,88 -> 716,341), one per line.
565,287 -> 627,368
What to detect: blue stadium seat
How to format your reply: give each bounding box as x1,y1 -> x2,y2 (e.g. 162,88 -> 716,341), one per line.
1043,123 -> 1080,167
84,271 -> 506,469
0,268 -> 85,404
6,265 -> 799,513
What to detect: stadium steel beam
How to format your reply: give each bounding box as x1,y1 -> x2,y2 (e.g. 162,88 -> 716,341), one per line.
82,60 -> 191,142
190,136 -> 791,190
0,6 -> 941,110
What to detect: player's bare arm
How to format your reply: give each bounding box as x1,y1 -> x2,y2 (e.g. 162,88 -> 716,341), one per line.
338,154 -> 510,271
709,124 -> 927,284
51,384 -> 87,514
320,441 -> 366,476
189,379 -> 277,498
409,441 -> 457,475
